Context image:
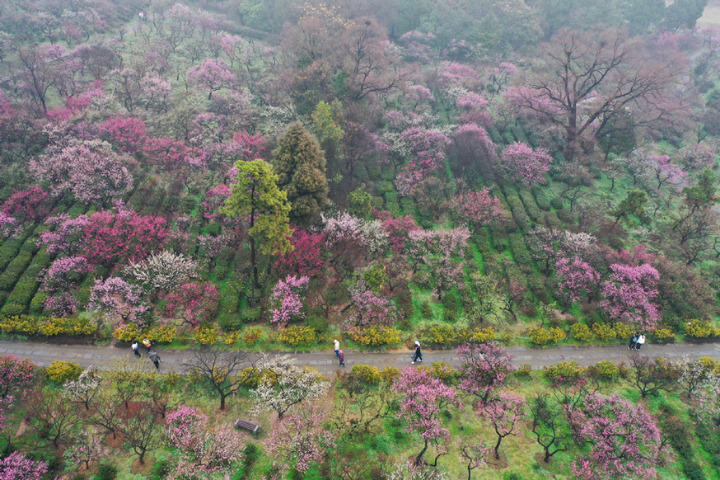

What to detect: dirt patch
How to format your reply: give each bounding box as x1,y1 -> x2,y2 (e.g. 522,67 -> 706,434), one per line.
130,456 -> 155,475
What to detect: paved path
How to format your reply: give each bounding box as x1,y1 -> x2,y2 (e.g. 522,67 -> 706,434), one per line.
1,340 -> 720,376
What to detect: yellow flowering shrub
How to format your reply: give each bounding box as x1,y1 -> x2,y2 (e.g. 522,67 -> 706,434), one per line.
430,362 -> 455,381
194,323 -> 219,346
0,315 -> 96,337
113,323 -> 142,341
147,324 -> 176,344
348,326 -> 401,346
529,327 -> 566,346
47,361 -> 83,382
654,325 -> 674,339
238,366 -> 262,387
419,325 -> 456,346
380,366 -> 400,383
591,323 -> 616,342
352,364 -> 381,384
222,330 -> 243,345
685,320 -> 720,339
612,323 -> 632,340
278,325 -> 316,347
590,360 -> 620,380
570,323 -> 593,342
242,326 -> 266,346
471,326 -> 496,343
544,360 -> 585,382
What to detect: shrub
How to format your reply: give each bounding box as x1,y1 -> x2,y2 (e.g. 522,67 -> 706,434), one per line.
588,360 -> 620,380
222,330 -> 242,345
147,324 -> 176,344
238,366 -> 263,387
194,323 -> 219,346
696,356 -> 720,375
113,323 -> 142,342
380,366 -> 400,382
419,324 -> 456,347
96,463 -> 118,480
685,320 -> 720,340
515,363 -> 532,377
352,364 -> 381,384
570,323 -> 593,342
307,315 -> 328,333
591,322 -> 616,342
550,197 -> 564,210
652,325 -> 675,344
531,186 -> 551,211
0,315 -> 97,337
29,292 -> 48,315
471,326 -> 496,343
47,360 -> 83,382
544,360 -> 585,382
0,304 -> 25,316
508,233 -> 533,266
529,326 -> 566,346
277,325 -> 316,346
442,294 -> 459,322
347,326 -> 401,346
242,326 -> 266,346
430,362 -> 455,382
150,458 -> 171,480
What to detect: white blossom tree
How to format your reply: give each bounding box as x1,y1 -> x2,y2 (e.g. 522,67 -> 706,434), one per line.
123,251 -> 198,295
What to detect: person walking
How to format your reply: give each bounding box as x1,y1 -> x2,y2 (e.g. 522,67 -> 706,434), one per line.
334,339 -> 340,358
338,349 -> 345,367
148,350 -> 161,370
142,337 -> 151,353
412,341 -> 422,364
131,340 -> 141,358
629,332 -> 639,350
636,333 -> 646,350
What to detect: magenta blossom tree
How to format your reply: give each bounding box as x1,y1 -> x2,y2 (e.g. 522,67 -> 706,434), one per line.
88,277 -> 149,327
161,282 -> 220,327
449,189 -> 506,235
374,210 -> 419,254
555,257 -> 600,310
499,142 -> 552,187
0,452 -> 48,480
393,367 -> 461,465
480,392 -> 526,460
571,394 -> 662,480
600,263 -> 661,330
187,59 -> 235,100
457,342 -> 516,404
1,186 -> 50,222
97,116 -> 148,153
274,229 -> 325,278
265,405 -> 335,475
269,276 -> 310,325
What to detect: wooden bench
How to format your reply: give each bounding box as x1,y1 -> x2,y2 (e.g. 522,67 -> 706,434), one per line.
234,419 -> 260,434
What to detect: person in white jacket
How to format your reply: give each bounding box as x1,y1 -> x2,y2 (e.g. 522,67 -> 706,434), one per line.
636,334 -> 646,350
334,339 -> 340,358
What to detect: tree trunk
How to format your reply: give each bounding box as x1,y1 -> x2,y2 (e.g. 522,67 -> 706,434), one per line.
544,448 -> 551,463
415,438 -> 429,465
494,436 -> 502,460
220,393 -> 226,410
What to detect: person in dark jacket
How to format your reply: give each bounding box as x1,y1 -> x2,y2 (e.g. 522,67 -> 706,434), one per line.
412,341 -> 422,364
148,350 -> 161,370
629,333 -> 639,350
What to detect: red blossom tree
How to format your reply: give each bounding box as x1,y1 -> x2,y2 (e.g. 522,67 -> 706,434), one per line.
1,187 -> 50,222
98,116 -> 148,153
274,229 -> 325,278
161,282 -> 220,327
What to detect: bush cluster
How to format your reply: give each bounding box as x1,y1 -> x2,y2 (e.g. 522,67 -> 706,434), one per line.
418,325 -> 495,348
685,320 -> 720,340
528,326 -> 566,346
347,325 -> 401,346
194,323 -> 219,346
46,360 -> 83,382
587,360 -> 621,381
0,315 -> 97,336
242,326 -> 267,346
278,325 -> 316,346
544,361 -> 585,382
350,365 -> 399,384
113,323 -> 176,343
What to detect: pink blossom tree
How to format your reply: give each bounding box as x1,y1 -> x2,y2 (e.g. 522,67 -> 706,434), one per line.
265,405 -> 335,475
499,142 -> 551,187
480,392 -> 526,460
0,355 -> 35,399
457,342 -> 516,404
0,452 -> 48,480
38,214 -> 90,255
269,276 -> 309,325
647,154 -> 686,189
274,229 -> 325,278
396,128 -> 450,196
199,184 -> 232,222
393,367 -> 460,465
374,210 -> 419,254
40,256 -> 90,315
187,59 -> 235,100
345,283 -> 396,331
165,405 -> 244,477
456,92 -> 491,127
161,282 -> 220,327
448,189 -> 506,235
600,263 -> 661,329
571,394 -> 662,480
0,213 -> 19,239
29,143 -> 133,205
88,277 -> 149,327
555,257 -> 600,310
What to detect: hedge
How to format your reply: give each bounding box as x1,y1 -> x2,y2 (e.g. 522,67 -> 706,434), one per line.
531,186 -> 551,211
0,251 -> 33,291
518,189 -> 542,223
508,233 -> 533,267
0,315 -> 97,336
